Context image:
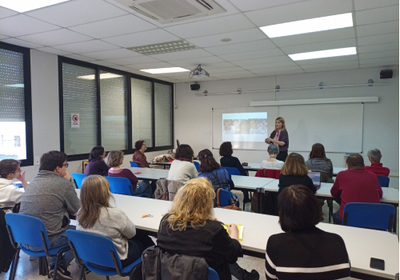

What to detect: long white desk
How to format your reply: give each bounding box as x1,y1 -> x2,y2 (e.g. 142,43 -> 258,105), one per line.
75,190 -> 399,279
243,162 -> 347,175
128,167 -> 169,180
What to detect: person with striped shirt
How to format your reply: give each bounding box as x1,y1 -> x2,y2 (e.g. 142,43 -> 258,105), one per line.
265,185 -> 351,280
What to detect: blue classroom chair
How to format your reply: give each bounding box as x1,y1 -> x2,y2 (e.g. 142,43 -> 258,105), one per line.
194,161 -> 200,171
130,161 -> 139,167
66,230 -> 142,280
221,167 -> 241,175
207,267 -> 219,280
377,176 -> 390,188
342,202 -> 395,232
72,172 -> 88,189
5,213 -> 70,280
106,176 -> 149,197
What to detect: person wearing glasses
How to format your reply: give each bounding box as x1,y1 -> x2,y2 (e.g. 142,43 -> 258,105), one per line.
0,159 -> 28,213
20,151 -> 80,280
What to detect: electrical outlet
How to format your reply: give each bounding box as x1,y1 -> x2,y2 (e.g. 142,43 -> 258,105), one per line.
34,156 -> 40,166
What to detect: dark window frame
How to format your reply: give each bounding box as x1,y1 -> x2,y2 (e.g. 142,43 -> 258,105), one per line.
0,42 -> 33,166
58,56 -> 174,161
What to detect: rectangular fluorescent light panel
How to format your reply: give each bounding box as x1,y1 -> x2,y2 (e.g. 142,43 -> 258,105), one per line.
0,0 -> 70,12
140,67 -> 189,74
260,13 -> 353,38
289,47 -> 357,61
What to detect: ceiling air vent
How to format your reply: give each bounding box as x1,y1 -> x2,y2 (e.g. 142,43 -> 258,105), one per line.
113,0 -> 226,24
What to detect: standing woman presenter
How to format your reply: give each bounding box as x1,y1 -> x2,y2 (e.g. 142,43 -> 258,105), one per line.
265,117 -> 289,162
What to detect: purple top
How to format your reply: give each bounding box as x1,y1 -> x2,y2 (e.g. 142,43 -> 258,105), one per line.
108,169 -> 138,191
84,159 -> 110,176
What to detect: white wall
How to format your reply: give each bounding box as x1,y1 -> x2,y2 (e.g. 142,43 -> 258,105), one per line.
22,50 -> 169,181
174,67 -> 399,177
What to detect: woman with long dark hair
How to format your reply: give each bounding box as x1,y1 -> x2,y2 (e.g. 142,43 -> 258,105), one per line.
167,144 -> 198,184
306,143 -> 333,179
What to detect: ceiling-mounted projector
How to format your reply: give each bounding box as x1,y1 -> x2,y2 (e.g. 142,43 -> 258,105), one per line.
189,64 -> 210,79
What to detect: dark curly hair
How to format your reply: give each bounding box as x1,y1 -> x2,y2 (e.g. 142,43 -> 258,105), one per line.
175,144 -> 194,162
198,149 -> 220,173
135,140 -> 145,151
219,142 -> 233,157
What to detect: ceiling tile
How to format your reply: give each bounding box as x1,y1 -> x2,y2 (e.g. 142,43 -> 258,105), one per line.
63,54 -> 98,62
26,0 -> 128,27
218,48 -> 286,61
169,56 -> 226,67
0,15 -> 59,37
187,28 -> 266,48
2,38 -> 44,49
355,5 -> 399,26
149,49 -> 213,61
102,29 -> 180,48
82,48 -> 142,60
35,47 -> 72,56
200,62 -> 237,70
229,0 -> 307,12
294,55 -> 358,66
70,15 -> 157,39
359,57 -> 398,66
359,50 -> 399,60
354,0 -> 399,11
19,29 -> 92,46
232,56 -> 293,67
245,0 -> 352,27
55,40 -> 119,53
205,39 -> 276,55
356,21 -> 399,37
164,14 -> 255,39
245,60 -> 298,70
208,66 -> 247,73
108,56 -> 160,65
0,6 -> 18,19
358,42 -> 399,54
272,28 -> 355,47
211,72 -> 259,79
0,34 -> 9,40
357,33 -> 399,46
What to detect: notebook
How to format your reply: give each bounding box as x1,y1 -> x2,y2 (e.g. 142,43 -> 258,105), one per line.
308,171 -> 321,190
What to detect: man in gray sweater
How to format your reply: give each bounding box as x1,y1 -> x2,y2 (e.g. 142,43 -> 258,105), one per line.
20,151 -> 80,280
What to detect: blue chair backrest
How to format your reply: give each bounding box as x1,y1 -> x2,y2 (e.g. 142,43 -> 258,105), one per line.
72,172 -> 88,189
130,161 -> 139,167
193,161 -> 200,171
66,229 -> 122,269
342,202 -> 395,231
5,213 -> 50,249
207,267 -> 219,280
377,176 -> 390,188
217,188 -> 232,207
222,167 -> 241,175
106,176 -> 134,195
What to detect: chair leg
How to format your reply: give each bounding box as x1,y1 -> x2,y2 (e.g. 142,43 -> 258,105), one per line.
78,265 -> 84,280
106,276 -> 110,280
8,248 -> 20,280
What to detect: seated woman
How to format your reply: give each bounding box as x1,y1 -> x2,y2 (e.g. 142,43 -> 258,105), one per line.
305,143 -> 333,180
157,177 -> 259,280
279,153 -> 316,195
260,144 -> 284,170
84,146 -> 109,176
265,185 -> 351,279
106,150 -> 153,197
219,142 -> 248,176
132,140 -> 150,167
167,144 -> 197,184
77,175 -> 153,267
0,159 -> 28,213
197,149 -> 237,206
219,142 -> 250,203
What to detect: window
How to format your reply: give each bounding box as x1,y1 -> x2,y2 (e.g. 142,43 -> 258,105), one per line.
59,58 -> 174,160
0,42 -> 33,165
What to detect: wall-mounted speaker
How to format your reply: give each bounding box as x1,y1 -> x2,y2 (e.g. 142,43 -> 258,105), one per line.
380,69 -> 393,79
190,83 -> 200,91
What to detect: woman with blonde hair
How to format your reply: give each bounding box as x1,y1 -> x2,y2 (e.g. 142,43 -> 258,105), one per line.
157,177 -> 259,280
106,150 -> 153,197
265,117 -> 289,161
279,153 -> 316,195
77,175 -> 153,267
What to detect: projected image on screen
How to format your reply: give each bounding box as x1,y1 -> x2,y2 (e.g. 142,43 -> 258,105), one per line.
222,112 -> 268,142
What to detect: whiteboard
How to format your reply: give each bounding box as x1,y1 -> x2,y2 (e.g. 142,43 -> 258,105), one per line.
212,103 -> 363,153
